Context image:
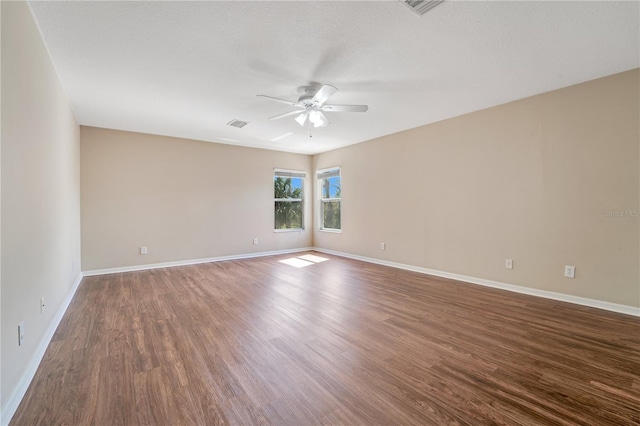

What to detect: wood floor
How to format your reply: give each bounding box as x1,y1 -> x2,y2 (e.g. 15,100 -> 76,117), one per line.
11,252 -> 640,425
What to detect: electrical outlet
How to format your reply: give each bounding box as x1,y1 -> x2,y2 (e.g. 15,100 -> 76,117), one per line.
40,298 -> 45,315
505,259 -> 513,269
18,322 -> 25,346
564,265 -> 575,278
253,237 -> 258,245
380,242 -> 385,250
140,246 -> 148,255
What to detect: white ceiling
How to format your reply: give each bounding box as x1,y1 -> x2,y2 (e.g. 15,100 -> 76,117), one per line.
29,1 -> 639,155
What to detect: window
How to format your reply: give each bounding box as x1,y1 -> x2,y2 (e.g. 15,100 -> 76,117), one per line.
274,169 -> 305,230
318,167 -> 341,231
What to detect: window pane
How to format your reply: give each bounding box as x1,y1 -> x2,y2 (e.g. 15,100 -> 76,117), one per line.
274,176 -> 303,199
321,176 -> 340,199
322,200 -> 341,229
275,201 -> 303,229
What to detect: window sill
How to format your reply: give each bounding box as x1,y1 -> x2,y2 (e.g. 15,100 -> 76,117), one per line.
318,228 -> 341,234
274,228 -> 304,233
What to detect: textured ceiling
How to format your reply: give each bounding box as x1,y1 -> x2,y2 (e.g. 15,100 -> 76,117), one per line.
29,1 -> 639,155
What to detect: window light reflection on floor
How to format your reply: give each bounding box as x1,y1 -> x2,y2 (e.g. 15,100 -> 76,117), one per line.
298,254 -> 329,263
279,254 -> 330,268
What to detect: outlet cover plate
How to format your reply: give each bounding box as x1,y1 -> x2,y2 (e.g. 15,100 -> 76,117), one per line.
565,265 -> 575,278
18,322 -> 25,346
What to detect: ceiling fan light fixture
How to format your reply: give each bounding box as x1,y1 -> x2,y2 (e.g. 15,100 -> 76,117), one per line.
309,110 -> 328,128
295,112 -> 308,126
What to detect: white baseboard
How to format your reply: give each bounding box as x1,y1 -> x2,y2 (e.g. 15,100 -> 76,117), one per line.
1,272 -> 84,426
312,247 -> 640,317
82,247 -> 314,276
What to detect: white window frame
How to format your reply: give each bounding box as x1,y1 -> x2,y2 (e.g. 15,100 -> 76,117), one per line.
274,169 -> 305,232
317,167 -> 341,232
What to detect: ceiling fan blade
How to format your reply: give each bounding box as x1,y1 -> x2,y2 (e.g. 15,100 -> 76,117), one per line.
268,110 -> 304,120
257,95 -> 298,106
311,84 -> 338,106
309,110 -> 329,128
294,111 -> 309,127
321,104 -> 368,112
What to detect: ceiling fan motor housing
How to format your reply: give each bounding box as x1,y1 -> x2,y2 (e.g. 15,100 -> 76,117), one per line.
298,89 -> 319,107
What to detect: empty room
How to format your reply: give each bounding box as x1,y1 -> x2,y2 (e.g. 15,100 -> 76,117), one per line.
1,1 -> 639,425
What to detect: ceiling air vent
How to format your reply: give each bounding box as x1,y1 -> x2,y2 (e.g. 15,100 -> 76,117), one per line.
227,119 -> 248,128
403,0 -> 444,17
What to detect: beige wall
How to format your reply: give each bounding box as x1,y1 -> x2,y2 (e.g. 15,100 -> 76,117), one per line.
314,69 -> 640,307
1,1 -> 81,411
83,71 -> 639,307
81,127 -> 312,271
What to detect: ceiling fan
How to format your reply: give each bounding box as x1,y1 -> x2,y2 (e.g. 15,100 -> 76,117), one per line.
257,84 -> 368,128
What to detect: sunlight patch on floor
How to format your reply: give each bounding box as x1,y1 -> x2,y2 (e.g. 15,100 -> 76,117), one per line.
298,254 -> 329,263
279,257 -> 314,268
279,254 -> 330,268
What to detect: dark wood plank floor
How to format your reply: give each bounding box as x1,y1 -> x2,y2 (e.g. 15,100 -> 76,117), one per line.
11,251 -> 640,425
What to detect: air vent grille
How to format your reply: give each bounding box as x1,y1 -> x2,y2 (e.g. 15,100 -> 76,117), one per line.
227,119 -> 248,128
403,0 -> 444,17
